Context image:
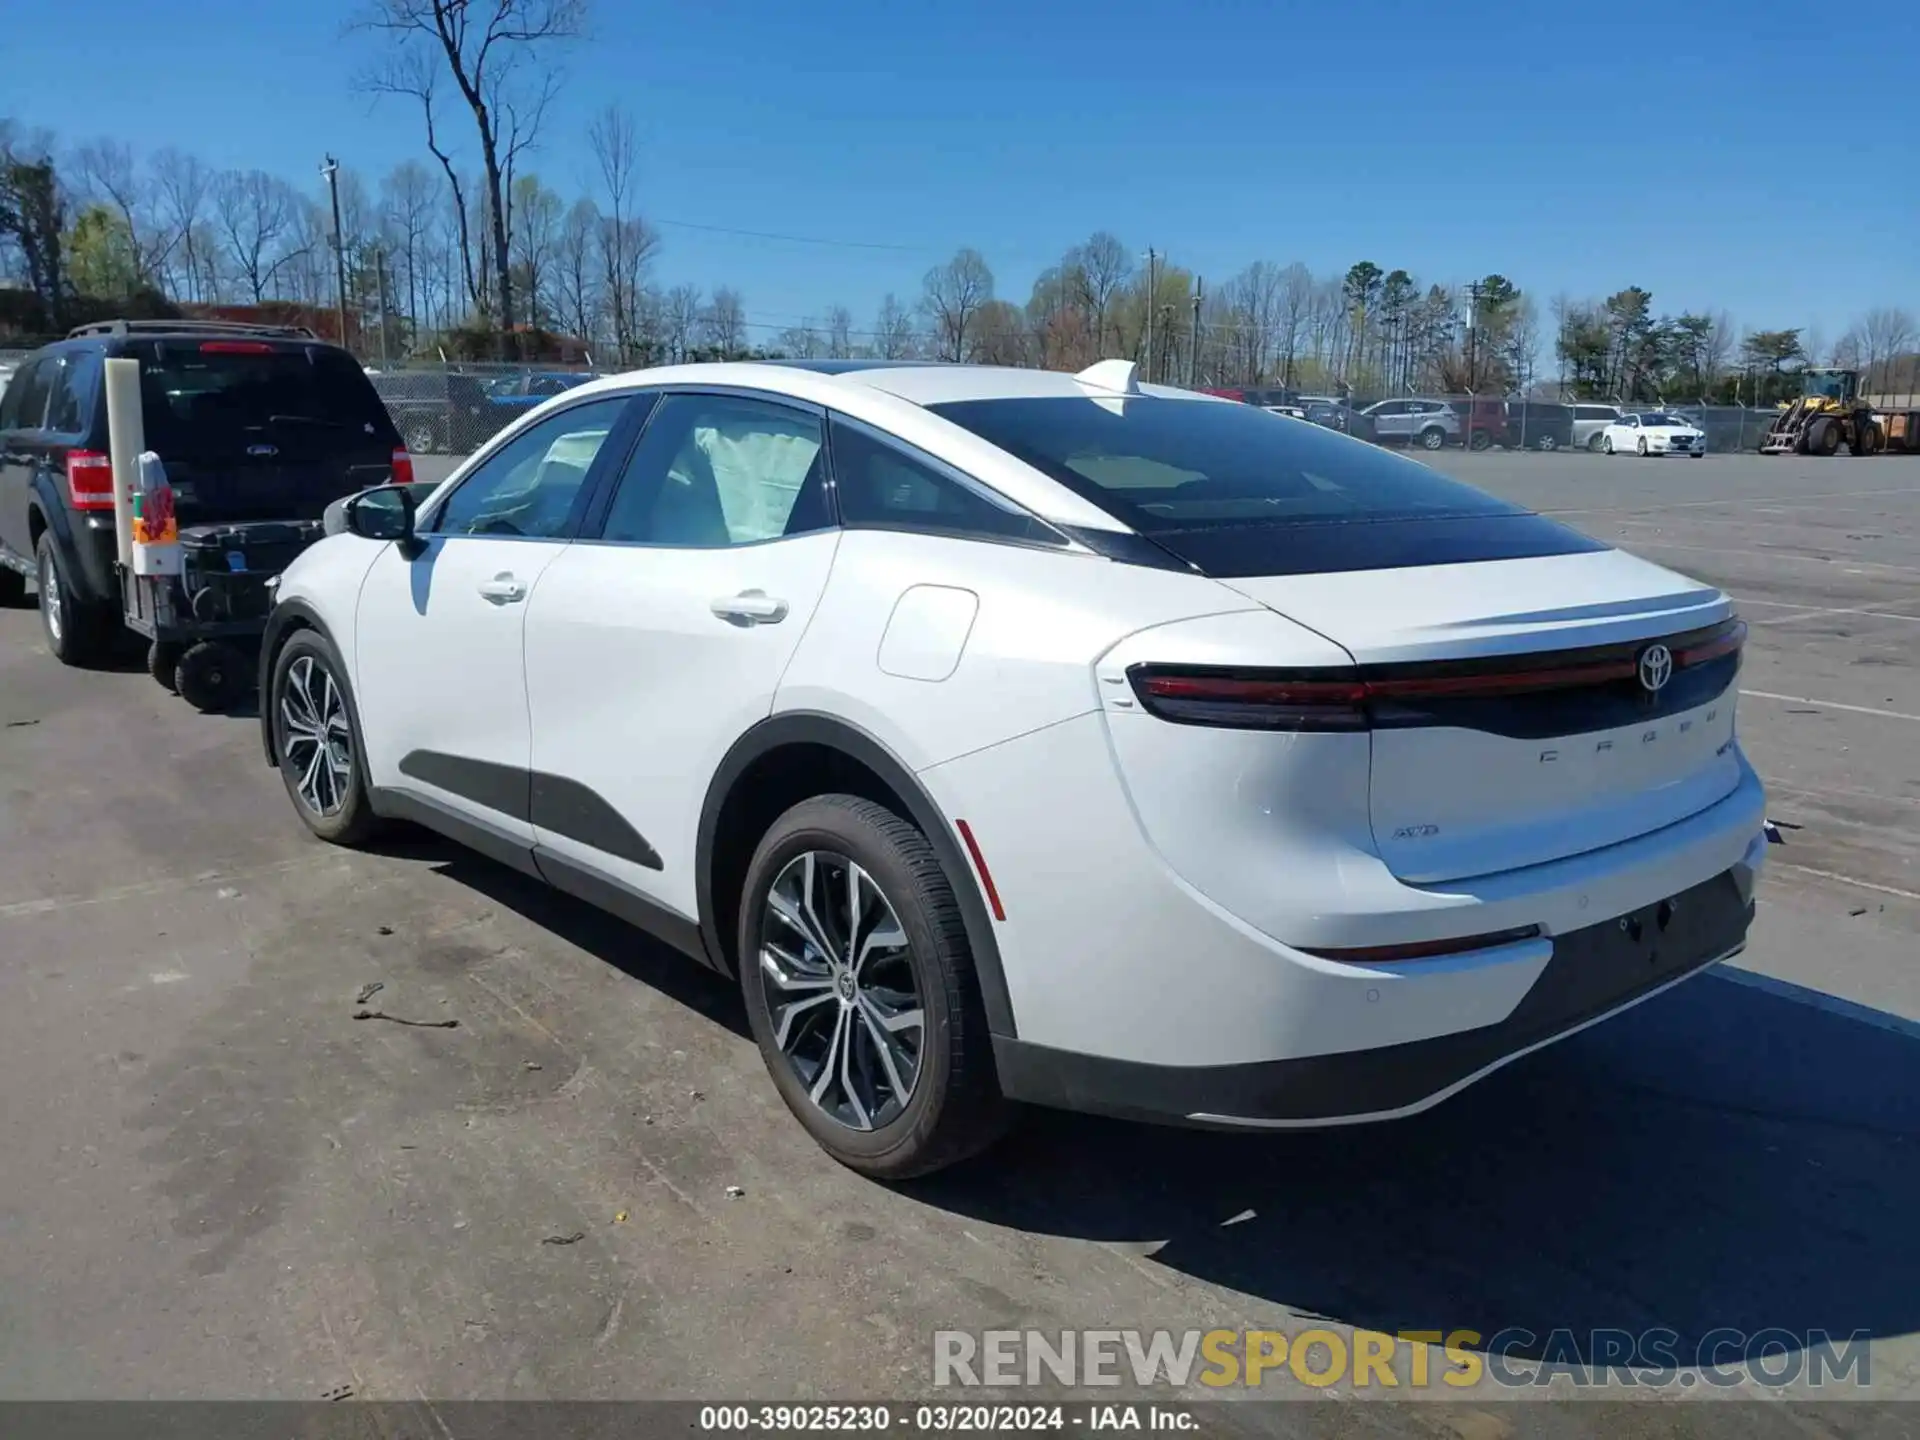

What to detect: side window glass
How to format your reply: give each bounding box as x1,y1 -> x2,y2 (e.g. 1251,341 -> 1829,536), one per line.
2,359 -> 53,431
45,353 -> 99,435
425,396 -> 629,539
830,415 -> 1066,547
601,393 -> 827,547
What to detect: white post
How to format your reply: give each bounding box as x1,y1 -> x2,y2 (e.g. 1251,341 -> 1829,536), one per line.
103,357 -> 145,569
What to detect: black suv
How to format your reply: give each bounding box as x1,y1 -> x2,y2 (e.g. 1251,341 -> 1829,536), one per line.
0,320 -> 406,664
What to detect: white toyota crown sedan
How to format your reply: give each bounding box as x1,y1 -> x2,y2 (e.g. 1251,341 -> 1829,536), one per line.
1600,411 -> 1707,457
262,358 -> 1767,1177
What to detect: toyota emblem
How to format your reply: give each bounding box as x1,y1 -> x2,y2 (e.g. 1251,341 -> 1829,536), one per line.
1637,643 -> 1674,694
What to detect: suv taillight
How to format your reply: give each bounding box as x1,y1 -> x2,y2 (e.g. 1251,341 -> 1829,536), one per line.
391,448 -> 415,485
66,450 -> 116,511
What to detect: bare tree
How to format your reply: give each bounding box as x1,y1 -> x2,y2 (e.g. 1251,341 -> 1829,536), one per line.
1277,262 -> 1314,385
825,304 -> 854,359
778,320 -> 823,359
920,248 -> 993,362
510,173 -> 562,325
1860,306 -> 1917,386
1071,231 -> 1130,357
701,286 -> 747,358
213,170 -> 299,302
663,282 -> 701,363
381,159 -> 441,338
588,104 -> 640,358
598,213 -> 660,360
553,196 -> 600,344
73,140 -> 175,290
152,148 -> 218,301
357,0 -> 584,349
872,293 -> 915,360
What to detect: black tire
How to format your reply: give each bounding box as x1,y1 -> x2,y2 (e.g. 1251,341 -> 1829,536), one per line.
1855,422 -> 1884,456
148,641 -> 183,691
268,629 -> 384,846
1468,430 -> 1492,452
0,565 -> 26,607
738,794 -> 1010,1179
1536,434 -> 1558,452
1419,427 -> 1446,451
1587,432 -> 1605,452
174,641 -> 249,713
1809,417 -> 1839,456
1603,435 -> 1615,455
1637,437 -> 1650,457
35,532 -> 116,667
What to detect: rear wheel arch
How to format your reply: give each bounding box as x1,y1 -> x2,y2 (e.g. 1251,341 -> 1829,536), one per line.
697,712 -> 1017,1038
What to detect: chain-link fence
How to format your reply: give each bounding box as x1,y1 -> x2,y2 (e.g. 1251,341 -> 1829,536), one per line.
0,344 -> 1886,461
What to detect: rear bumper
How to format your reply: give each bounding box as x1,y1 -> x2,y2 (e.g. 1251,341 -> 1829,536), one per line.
996,858 -> 1759,1127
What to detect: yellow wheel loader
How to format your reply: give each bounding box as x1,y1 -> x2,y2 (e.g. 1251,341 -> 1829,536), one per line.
1760,368 -> 1884,455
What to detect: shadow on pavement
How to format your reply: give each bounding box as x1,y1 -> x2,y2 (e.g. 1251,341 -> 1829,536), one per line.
912,969 -> 1919,1370
370,828 -> 748,1038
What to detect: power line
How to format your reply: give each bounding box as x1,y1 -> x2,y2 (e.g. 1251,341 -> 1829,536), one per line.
650,218 -> 926,253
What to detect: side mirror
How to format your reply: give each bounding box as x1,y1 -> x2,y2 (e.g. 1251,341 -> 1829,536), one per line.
339,483 -> 424,556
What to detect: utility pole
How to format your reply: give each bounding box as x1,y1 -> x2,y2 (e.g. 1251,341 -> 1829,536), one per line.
1465,279 -> 1483,393
1143,248 -> 1157,384
1189,277 -> 1203,388
373,247 -> 392,366
322,156 -> 350,353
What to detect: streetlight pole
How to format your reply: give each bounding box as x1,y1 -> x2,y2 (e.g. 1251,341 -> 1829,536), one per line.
321,156 -> 350,351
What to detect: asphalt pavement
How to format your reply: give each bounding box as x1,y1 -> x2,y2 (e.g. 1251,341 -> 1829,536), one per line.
1,447 -> 1916,1431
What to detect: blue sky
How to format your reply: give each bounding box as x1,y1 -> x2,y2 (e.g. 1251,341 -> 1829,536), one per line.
9,0 -> 1917,345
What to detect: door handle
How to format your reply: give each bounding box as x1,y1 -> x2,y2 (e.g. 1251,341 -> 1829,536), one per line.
710,590 -> 789,625
478,573 -> 527,604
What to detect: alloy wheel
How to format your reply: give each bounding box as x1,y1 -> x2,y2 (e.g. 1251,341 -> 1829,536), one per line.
278,654 -> 354,816
40,554 -> 63,643
759,850 -> 924,1131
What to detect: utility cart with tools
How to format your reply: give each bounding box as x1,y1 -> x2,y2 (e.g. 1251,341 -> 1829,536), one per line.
121,515 -> 328,712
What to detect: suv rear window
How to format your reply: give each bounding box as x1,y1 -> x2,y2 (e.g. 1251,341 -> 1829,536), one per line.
133,342 -> 395,455
928,395 -> 1606,577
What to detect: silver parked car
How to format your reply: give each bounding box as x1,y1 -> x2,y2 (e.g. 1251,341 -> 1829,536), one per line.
1572,403 -> 1624,452
1361,397 -> 1460,450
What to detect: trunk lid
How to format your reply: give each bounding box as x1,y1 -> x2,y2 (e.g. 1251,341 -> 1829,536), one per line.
1222,550 -> 1745,884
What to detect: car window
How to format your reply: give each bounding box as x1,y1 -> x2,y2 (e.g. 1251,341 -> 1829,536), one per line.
427,396 -> 629,539
1,358 -> 54,431
599,393 -> 827,548
929,394 -> 1601,578
45,352 -> 101,436
130,342 -> 395,456
830,414 -> 1067,548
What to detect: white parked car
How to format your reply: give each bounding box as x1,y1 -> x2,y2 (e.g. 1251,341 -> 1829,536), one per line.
262,358 -> 1766,1176
1600,412 -> 1706,458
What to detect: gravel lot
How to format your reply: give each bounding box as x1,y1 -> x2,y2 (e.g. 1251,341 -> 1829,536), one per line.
1,447 -> 1915,1429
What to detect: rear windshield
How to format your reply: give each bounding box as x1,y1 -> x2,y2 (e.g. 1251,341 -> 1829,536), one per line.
134,342 -> 395,454
928,395 -> 1606,576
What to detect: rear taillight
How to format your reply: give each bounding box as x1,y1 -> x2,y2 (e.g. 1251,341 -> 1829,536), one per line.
391,448 -> 415,485
66,450 -> 116,511
1127,620 -> 1747,733
1128,668 -> 1370,732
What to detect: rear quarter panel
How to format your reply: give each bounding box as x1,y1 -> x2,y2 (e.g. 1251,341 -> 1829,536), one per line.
773,531 -> 1253,772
